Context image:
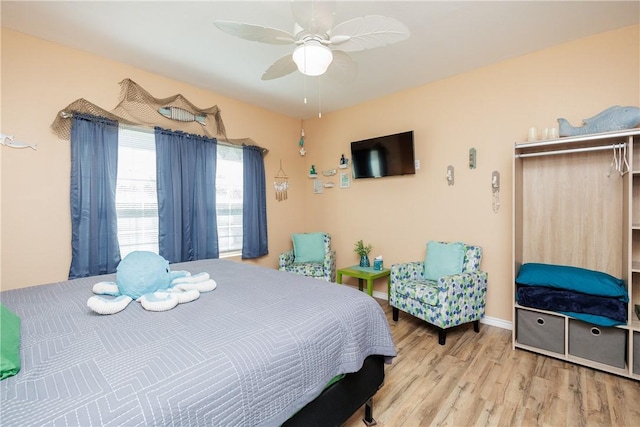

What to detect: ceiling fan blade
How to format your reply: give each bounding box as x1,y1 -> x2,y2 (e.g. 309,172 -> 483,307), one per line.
291,1 -> 336,35
261,54 -> 298,80
214,21 -> 295,45
325,50 -> 358,82
329,15 -> 410,52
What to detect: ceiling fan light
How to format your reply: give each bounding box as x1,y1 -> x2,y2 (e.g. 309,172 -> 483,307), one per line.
292,40 -> 333,76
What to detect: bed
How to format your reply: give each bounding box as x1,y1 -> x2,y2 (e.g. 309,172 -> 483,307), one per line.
0,259 -> 396,426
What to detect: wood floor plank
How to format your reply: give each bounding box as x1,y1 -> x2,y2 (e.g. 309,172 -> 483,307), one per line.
343,299 -> 640,427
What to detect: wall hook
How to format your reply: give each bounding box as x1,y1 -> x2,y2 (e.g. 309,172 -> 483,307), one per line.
0,133 -> 37,150
446,165 -> 455,185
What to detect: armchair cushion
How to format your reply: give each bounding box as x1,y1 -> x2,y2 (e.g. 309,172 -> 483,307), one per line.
393,279 -> 440,306
424,241 -> 464,281
292,232 -> 325,263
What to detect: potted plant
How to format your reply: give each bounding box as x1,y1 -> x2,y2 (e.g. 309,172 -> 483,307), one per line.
354,240 -> 373,267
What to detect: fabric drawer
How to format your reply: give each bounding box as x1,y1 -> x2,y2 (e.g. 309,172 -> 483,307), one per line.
634,332 -> 640,375
516,308 -> 565,354
568,319 -> 626,369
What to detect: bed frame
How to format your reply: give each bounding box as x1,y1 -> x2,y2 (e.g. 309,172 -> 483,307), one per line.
284,355 -> 385,426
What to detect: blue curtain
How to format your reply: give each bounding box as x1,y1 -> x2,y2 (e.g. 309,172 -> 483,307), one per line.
155,127 -> 218,263
68,113 -> 121,279
242,145 -> 268,259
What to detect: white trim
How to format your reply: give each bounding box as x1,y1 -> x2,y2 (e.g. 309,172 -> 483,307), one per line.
480,315 -> 512,330
371,289 -> 389,300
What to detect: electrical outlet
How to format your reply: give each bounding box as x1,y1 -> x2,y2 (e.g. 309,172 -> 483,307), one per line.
415,160 -> 420,170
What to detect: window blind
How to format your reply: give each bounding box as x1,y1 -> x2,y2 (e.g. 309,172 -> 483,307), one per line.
116,128 -> 159,258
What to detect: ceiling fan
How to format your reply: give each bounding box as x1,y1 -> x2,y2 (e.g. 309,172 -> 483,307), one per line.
214,1 -> 410,81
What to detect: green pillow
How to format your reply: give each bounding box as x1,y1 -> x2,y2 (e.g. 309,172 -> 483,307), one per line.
0,303 -> 21,380
292,233 -> 326,263
424,241 -> 465,281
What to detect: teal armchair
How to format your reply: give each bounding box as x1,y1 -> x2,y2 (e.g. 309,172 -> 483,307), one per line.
389,242 -> 488,345
279,233 -> 336,282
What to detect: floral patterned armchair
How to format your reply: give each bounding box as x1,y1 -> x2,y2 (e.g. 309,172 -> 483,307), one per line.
389,242 -> 487,345
278,233 -> 336,282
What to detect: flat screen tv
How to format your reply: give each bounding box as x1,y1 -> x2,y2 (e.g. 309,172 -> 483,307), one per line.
350,131 -> 415,179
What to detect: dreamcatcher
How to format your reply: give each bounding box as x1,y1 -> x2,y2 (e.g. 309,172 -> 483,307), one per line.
274,161 -> 289,201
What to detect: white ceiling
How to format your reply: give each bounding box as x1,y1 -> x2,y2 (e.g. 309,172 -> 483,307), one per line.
2,1 -> 639,119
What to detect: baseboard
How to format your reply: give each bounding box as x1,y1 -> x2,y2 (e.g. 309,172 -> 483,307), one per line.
371,289 -> 388,301
368,287 -> 513,331
480,315 -> 512,330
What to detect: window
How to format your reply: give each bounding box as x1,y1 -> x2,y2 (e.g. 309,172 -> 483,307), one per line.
216,144 -> 243,253
116,129 -> 158,258
115,127 -> 243,258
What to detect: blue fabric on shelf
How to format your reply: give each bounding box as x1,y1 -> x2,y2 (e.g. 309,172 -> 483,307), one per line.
516,285 -> 627,325
559,312 -> 623,327
516,263 -> 627,301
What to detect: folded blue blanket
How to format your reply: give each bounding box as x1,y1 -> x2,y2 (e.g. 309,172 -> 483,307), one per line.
516,263 -> 627,301
517,285 -> 627,326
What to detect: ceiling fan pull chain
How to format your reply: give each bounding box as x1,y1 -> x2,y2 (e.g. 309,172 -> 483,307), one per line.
304,74 -> 308,104
318,78 -> 322,118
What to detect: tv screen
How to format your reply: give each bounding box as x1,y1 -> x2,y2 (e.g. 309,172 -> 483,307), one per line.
350,131 -> 415,179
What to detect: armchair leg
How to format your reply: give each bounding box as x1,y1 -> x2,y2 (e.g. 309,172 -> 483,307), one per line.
438,329 -> 446,345
392,307 -> 399,322
473,320 -> 480,333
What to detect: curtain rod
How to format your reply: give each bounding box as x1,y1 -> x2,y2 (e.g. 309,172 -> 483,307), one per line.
515,143 -> 626,158
60,111 -> 268,154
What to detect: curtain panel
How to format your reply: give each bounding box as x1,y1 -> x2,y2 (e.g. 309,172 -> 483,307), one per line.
68,113 -> 121,279
155,127 -> 219,263
242,145 -> 268,259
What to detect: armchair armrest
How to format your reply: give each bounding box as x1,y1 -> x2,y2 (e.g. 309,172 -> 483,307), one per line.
324,250 -> 336,270
324,249 -> 336,282
437,271 -> 488,310
279,249 -> 295,270
391,261 -> 424,285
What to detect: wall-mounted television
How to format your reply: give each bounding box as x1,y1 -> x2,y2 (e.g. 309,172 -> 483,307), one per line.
350,130 -> 415,179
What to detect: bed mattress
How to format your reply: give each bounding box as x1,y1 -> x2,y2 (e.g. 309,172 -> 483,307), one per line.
0,259 -> 396,426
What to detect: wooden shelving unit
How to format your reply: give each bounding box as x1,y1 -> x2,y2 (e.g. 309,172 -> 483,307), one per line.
512,128 -> 640,381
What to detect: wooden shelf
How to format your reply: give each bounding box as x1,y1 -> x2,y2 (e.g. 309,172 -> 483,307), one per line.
513,130 -> 640,381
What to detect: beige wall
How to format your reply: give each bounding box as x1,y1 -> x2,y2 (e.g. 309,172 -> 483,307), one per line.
2,25 -> 639,324
0,28 -> 307,290
300,25 -> 639,322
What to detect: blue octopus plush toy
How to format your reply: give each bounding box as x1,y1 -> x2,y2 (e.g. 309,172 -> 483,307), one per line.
87,251 -> 216,315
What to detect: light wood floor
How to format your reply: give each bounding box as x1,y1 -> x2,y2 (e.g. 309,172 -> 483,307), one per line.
344,299 -> 640,427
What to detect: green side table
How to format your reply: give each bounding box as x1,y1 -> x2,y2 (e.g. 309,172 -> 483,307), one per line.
336,265 -> 391,297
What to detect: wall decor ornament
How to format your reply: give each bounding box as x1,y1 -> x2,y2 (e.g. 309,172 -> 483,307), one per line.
298,126 -> 306,156
558,106 -> 640,137
274,161 -> 289,201
340,172 -> 350,188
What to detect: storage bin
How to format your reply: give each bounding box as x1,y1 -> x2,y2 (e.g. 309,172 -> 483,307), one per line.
634,332 -> 640,375
516,309 -> 565,354
568,319 -> 626,369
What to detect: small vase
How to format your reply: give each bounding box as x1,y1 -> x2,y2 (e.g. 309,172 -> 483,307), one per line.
359,255 -> 370,267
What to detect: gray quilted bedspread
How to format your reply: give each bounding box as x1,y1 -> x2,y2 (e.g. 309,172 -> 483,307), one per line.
0,259 -> 396,426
